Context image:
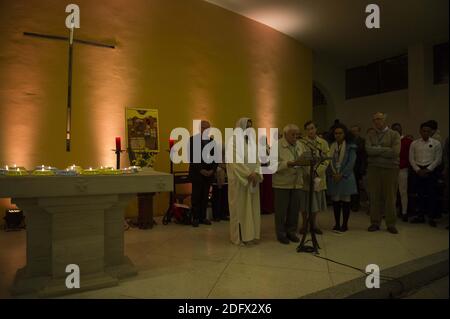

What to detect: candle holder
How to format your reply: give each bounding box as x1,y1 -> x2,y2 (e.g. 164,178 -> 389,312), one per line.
35,165 -> 58,172
56,169 -> 78,176
112,149 -> 126,170
6,168 -> 29,176
1,165 -> 12,175
80,168 -> 100,175
121,168 -> 131,174
163,141 -> 176,225
99,166 -> 122,175
166,139 -> 177,176
127,165 -> 141,173
32,168 -> 55,176
66,165 -> 82,174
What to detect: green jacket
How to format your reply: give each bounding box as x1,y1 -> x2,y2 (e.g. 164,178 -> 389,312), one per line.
365,128 -> 400,169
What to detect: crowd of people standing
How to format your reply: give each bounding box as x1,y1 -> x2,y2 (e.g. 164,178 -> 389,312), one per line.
187,114 -> 448,246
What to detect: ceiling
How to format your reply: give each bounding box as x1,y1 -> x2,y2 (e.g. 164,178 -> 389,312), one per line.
204,0 -> 449,67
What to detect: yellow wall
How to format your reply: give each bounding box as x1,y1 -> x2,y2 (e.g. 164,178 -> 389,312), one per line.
0,0 -> 312,221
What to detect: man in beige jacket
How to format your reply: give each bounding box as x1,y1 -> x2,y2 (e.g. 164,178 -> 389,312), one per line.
272,124 -> 306,244
366,112 -> 401,234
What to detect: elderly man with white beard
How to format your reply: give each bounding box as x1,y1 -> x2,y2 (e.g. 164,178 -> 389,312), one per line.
272,124 -> 306,244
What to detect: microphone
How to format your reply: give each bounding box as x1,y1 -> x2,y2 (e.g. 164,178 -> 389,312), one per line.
298,138 -> 332,164
299,138 -> 322,154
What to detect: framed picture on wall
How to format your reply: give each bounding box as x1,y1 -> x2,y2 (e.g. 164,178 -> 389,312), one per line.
125,108 -> 160,153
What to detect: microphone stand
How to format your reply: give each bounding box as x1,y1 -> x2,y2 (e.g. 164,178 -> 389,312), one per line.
296,139 -> 330,254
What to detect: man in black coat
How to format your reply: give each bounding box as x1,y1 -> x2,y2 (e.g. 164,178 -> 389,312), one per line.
350,125 -> 368,212
189,120 -> 218,227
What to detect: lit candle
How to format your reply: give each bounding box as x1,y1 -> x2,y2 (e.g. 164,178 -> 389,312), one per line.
5,165 -> 9,170
169,138 -> 175,150
13,164 -> 17,168
89,167 -> 93,171
115,137 -> 121,151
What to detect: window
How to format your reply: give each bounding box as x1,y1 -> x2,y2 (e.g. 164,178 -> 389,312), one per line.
434,42 -> 449,85
378,56 -> 408,93
346,55 -> 408,99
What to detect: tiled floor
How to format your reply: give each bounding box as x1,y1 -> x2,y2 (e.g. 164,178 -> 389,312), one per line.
0,209 -> 448,299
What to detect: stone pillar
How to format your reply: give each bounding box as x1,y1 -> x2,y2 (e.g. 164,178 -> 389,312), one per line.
104,194 -> 137,279
10,194 -> 136,297
408,43 -> 433,134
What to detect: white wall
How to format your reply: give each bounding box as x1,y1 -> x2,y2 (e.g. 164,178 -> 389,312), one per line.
341,90 -> 411,135
425,83 -> 449,140
313,45 -> 449,141
313,54 -> 343,132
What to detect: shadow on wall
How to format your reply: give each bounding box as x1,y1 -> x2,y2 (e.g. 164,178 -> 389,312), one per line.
313,82 -> 335,133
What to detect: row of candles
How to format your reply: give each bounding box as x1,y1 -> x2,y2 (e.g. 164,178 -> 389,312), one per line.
0,164 -> 142,176
1,137 -> 130,177
1,136 -> 175,177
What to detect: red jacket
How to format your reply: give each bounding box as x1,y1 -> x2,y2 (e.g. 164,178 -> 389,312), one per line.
399,136 -> 413,169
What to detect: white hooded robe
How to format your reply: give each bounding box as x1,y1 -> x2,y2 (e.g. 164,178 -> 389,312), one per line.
226,117 -> 263,245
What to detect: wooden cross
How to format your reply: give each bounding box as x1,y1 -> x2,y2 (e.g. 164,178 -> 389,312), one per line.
24,30 -> 115,152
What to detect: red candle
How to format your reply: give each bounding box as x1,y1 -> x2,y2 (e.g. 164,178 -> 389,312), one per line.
115,137 -> 121,151
169,139 -> 175,149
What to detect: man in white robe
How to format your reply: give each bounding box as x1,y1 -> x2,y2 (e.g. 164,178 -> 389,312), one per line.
226,117 -> 263,245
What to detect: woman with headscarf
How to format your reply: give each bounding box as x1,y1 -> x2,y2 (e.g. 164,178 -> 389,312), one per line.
226,117 -> 263,245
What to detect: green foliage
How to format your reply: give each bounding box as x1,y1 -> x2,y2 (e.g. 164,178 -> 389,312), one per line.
128,148 -> 157,168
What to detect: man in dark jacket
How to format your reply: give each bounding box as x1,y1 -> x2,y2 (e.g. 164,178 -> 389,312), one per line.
189,120 -> 218,227
350,125 -> 368,212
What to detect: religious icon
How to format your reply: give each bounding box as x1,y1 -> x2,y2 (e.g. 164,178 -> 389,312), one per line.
125,108 -> 160,153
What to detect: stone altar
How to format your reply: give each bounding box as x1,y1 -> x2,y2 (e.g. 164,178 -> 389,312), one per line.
0,170 -> 173,297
